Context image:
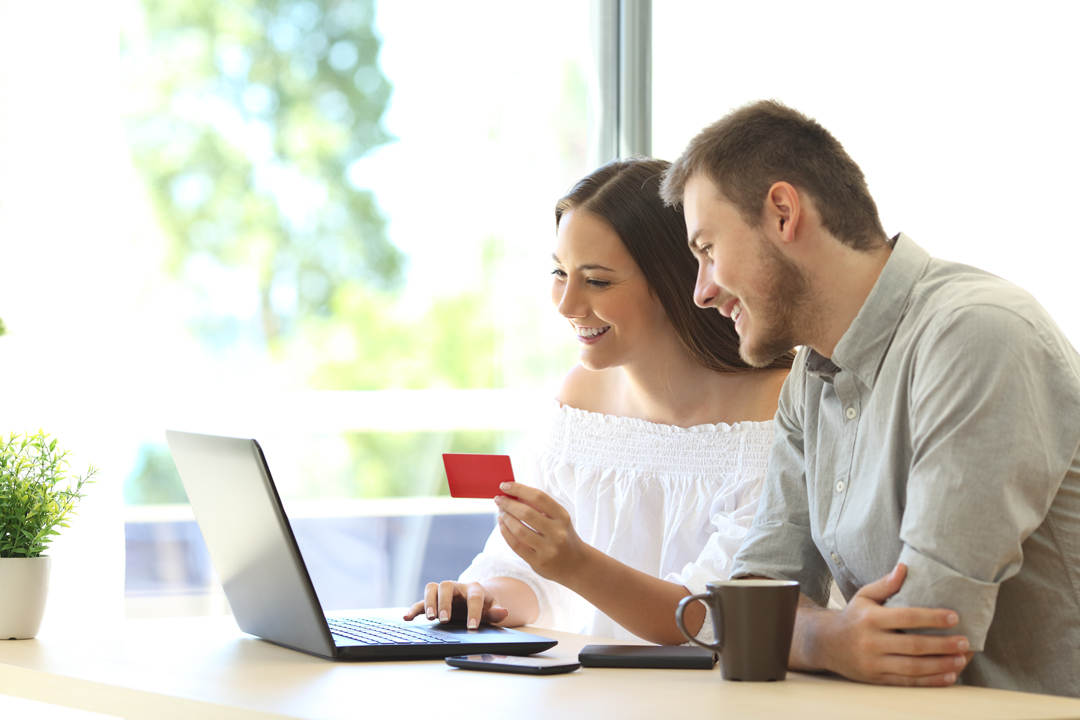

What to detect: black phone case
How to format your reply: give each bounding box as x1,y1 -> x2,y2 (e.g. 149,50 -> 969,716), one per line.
444,656 -> 581,675
578,644 -> 717,669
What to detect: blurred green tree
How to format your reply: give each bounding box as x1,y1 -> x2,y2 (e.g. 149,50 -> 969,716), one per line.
123,0 -> 401,345
302,238 -> 503,392
124,444 -> 189,505
119,1 -> 586,504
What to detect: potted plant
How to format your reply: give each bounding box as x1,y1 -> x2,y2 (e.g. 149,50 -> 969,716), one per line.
0,431 -> 95,639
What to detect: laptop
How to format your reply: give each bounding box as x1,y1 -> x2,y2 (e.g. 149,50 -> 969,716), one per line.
164,429 -> 557,660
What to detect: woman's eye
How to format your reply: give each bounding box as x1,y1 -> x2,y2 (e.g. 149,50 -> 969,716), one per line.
586,279 -> 610,288
551,268 -> 566,278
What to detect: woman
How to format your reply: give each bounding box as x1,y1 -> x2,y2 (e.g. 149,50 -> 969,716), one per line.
403,158 -> 794,644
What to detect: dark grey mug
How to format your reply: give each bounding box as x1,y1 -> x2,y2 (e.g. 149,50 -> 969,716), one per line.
675,579 -> 800,681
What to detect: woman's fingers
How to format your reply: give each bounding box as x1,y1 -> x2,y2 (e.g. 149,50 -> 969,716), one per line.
424,581 -> 440,620
437,580 -> 462,623
402,599 -> 426,621
405,581 -> 507,628
497,495 -> 553,534
465,583 -> 490,629
499,482 -> 559,515
499,505 -> 541,553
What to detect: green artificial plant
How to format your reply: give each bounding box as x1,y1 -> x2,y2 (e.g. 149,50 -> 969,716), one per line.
0,431 -> 96,558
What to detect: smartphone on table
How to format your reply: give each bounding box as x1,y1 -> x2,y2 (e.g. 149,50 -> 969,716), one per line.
445,654 -> 581,675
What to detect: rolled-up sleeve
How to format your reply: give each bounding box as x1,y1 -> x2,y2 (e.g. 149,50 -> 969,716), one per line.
889,304 -> 1080,650
730,359 -> 834,607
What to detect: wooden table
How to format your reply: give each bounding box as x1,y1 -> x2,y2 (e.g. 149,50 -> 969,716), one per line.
0,615 -> 1078,720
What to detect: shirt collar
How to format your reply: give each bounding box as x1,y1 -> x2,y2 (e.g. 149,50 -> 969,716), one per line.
804,233 -> 930,389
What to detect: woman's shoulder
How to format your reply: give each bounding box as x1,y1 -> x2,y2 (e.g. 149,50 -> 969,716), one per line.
555,364 -> 621,415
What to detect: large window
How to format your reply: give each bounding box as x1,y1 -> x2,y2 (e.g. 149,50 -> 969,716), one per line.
1,1 -> 589,621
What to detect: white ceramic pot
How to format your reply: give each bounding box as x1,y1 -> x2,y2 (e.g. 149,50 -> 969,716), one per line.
0,555 -> 51,639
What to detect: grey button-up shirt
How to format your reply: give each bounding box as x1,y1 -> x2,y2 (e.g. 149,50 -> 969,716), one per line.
731,234 -> 1080,697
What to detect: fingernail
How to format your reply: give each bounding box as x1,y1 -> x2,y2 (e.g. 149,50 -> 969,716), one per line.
468,618 -> 478,629
439,610 -> 448,623
943,672 -> 956,684
500,482 -> 511,490
946,612 -> 959,625
426,607 -> 435,620
957,639 -> 969,653
494,495 -> 504,505
954,656 -> 965,668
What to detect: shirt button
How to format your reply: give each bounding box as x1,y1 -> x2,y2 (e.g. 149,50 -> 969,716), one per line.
845,406 -> 857,419
835,480 -> 845,493
830,552 -> 840,563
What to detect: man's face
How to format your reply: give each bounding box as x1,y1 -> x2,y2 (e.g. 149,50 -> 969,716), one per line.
683,174 -> 809,367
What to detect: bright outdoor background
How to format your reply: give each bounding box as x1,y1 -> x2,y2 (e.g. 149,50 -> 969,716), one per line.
1,0 -> 1078,638
0,0 -> 587,624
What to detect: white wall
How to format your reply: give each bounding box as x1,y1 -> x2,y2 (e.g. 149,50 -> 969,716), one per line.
654,1 -> 1080,345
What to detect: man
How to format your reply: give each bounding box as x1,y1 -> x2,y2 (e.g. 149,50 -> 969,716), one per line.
660,100 -> 1080,697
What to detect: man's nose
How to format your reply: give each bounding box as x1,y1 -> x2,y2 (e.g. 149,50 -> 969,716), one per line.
694,263 -> 719,309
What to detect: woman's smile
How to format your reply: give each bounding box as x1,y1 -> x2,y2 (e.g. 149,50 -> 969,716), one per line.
574,325 -> 611,344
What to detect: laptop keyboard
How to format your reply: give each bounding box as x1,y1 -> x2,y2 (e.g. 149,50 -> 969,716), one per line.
328,617 -> 461,646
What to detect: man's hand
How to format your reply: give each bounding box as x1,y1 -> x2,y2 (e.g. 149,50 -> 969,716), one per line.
796,564 -> 974,686
495,482 -> 592,585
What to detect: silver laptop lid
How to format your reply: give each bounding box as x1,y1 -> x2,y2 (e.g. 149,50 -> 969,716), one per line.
165,430 -> 336,657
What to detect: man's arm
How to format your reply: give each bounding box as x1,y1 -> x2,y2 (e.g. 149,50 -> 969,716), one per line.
733,352 -> 974,686
888,305 -> 1080,649
729,354 -> 835,606
786,565 -> 972,686
784,303 -> 1079,685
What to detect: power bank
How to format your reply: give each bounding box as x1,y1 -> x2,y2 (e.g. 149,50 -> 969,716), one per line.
578,645 -> 717,669
443,453 -> 515,498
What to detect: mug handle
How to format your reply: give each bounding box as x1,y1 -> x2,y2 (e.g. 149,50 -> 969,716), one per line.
675,593 -> 723,653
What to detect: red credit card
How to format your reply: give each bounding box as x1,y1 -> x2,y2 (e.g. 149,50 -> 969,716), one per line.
443,453 -> 515,498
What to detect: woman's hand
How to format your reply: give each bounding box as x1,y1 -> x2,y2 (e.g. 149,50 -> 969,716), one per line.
495,482 -> 592,585
402,580 -> 510,630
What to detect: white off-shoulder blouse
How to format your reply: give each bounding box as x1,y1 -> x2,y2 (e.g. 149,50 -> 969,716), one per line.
458,401 -> 775,643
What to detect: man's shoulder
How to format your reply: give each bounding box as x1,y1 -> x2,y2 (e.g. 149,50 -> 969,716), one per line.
909,257 -> 1055,338
900,257 -> 1080,383
920,257 -> 1031,311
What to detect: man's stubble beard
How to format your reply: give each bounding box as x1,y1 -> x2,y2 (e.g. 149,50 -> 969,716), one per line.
738,232 -> 813,368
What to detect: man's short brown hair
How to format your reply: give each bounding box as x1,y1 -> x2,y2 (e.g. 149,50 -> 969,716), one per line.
660,100 -> 887,252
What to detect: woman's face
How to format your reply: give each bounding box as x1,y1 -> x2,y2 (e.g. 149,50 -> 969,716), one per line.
551,209 -> 673,372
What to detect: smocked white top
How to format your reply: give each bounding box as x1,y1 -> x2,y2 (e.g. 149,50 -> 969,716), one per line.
458,401 -> 775,643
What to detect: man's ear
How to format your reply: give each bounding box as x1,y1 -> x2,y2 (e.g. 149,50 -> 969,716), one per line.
766,182 -> 800,244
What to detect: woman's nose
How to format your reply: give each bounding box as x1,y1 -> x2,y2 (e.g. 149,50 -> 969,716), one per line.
556,283 -> 587,318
